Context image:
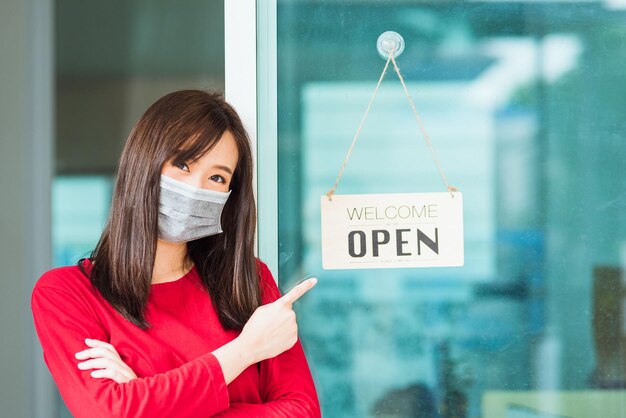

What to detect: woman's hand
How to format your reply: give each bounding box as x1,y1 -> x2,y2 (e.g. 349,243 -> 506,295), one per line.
212,277 -> 317,384
239,278 -> 318,363
75,338 -> 137,383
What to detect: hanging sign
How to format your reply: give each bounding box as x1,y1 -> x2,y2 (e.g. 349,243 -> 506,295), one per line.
321,192 -> 463,269
320,32 -> 464,270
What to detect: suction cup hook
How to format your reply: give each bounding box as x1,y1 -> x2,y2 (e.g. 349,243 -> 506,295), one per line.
377,31 -> 404,60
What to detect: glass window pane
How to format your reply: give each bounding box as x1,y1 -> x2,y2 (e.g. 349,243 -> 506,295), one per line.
273,1 -> 626,417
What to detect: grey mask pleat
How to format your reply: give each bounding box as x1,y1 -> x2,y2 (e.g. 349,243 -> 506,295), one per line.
158,175 -> 231,243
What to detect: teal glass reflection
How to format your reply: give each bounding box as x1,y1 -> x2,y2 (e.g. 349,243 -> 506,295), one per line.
274,1 -> 626,417
52,176 -> 112,267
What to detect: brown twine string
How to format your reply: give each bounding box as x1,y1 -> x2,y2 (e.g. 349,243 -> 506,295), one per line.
326,51 -> 457,201
389,53 -> 457,197
325,54 -> 392,201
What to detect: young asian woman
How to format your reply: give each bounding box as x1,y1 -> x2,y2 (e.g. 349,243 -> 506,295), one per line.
31,90 -> 321,417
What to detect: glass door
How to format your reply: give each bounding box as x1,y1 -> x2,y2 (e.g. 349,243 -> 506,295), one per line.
248,1 -> 626,417
53,1 -> 225,416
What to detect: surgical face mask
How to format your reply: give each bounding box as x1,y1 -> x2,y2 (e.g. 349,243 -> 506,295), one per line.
158,174 -> 231,243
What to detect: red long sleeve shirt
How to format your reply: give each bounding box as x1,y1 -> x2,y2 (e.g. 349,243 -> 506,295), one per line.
31,259 -> 321,417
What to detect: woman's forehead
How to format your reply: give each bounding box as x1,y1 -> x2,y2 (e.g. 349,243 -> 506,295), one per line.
181,131 -> 238,169
174,129 -> 225,159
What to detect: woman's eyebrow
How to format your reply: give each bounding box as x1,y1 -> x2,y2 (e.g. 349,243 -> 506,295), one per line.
214,164 -> 233,175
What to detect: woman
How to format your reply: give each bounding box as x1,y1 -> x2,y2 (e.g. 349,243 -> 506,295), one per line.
31,90 -> 321,417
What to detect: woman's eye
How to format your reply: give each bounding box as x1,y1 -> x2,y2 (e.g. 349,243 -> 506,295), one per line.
173,162 -> 189,172
210,175 -> 225,184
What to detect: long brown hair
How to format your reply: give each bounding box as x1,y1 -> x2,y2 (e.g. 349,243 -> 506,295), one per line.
81,90 -> 260,330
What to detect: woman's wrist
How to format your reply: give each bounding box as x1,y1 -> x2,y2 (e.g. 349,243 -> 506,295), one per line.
231,335 -> 257,365
212,336 -> 257,385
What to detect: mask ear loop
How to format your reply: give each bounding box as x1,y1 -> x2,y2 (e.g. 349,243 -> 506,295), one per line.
326,32 -> 457,201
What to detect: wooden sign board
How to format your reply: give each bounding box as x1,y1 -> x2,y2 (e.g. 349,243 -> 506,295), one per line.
321,192 -> 464,269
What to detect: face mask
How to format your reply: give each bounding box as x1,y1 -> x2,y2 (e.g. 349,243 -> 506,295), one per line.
158,174 -> 231,243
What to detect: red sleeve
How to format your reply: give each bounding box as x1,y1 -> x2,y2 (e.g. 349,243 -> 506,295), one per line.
31,285 -> 230,418
213,261 -> 321,417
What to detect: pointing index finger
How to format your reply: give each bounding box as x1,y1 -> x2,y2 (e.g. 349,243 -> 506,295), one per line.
280,278 -> 318,305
